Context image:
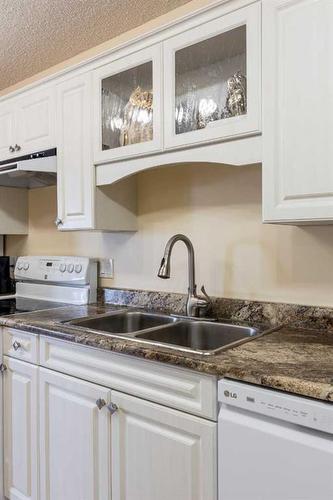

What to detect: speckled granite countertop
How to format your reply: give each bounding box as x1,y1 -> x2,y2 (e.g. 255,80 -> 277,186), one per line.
1,303 -> 332,403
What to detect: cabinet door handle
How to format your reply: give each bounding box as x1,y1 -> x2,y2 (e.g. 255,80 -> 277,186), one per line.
9,145 -> 15,152
54,217 -> 63,227
106,402 -> 118,415
96,398 -> 106,410
0,363 -> 7,373
12,340 -> 21,351
14,144 -> 21,152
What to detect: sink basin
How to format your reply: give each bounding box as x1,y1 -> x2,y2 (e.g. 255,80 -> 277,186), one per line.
66,310 -> 269,356
67,311 -> 178,335
134,320 -> 262,355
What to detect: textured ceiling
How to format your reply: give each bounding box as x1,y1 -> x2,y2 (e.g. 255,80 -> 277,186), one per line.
0,0 -> 192,91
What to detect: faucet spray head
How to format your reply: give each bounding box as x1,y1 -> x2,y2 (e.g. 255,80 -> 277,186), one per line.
157,257 -> 170,279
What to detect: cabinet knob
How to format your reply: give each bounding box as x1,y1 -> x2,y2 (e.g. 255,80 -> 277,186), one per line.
9,145 -> 15,152
12,340 -> 21,351
0,363 -> 7,373
54,217 -> 63,227
14,144 -> 21,152
96,398 -> 106,410
106,402 -> 118,415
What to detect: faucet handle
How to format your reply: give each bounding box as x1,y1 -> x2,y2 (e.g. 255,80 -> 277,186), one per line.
200,285 -> 212,305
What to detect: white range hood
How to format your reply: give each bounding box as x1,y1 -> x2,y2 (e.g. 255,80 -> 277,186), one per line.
0,148 -> 57,188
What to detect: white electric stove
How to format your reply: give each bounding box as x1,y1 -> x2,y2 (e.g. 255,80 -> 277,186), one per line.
0,255 -> 97,314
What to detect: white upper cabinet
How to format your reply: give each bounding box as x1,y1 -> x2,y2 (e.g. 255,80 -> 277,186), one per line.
56,72 -> 94,230
56,72 -> 138,231
0,86 -> 55,161
16,86 -> 56,155
93,1 -> 262,185
0,102 -> 15,160
93,44 -> 162,163
163,2 -> 261,150
262,0 -> 333,224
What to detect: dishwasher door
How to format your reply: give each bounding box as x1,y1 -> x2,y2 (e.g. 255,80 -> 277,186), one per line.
218,380 -> 333,500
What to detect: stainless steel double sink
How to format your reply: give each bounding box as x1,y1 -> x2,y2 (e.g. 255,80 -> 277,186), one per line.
65,310 -> 270,356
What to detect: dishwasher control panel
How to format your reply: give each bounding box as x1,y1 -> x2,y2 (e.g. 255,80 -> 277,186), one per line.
219,379 -> 333,434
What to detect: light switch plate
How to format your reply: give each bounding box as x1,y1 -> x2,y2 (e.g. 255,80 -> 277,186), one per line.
99,258 -> 114,278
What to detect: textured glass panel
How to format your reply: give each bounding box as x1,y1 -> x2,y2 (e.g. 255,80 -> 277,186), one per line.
175,25 -> 247,135
101,61 -> 153,150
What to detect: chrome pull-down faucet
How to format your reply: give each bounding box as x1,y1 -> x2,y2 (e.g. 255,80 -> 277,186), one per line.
158,234 -> 211,317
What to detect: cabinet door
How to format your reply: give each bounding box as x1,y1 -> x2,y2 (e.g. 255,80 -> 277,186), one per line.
3,356 -> 39,500
111,390 -> 217,500
163,2 -> 261,150
56,73 -> 94,230
39,367 -> 111,500
0,102 -> 15,161
16,87 -> 55,155
93,44 -> 162,163
262,0 -> 333,223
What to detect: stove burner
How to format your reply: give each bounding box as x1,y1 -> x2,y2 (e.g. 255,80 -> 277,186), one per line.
0,297 -> 66,316
0,299 -> 18,315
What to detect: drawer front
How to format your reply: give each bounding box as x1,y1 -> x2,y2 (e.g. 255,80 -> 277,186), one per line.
3,328 -> 39,364
40,336 -> 217,420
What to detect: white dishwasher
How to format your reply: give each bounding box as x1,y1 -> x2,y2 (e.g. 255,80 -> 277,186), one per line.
218,379 -> 333,500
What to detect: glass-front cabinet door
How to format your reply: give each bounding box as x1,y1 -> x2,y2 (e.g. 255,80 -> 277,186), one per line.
93,45 -> 162,163
163,3 -> 261,150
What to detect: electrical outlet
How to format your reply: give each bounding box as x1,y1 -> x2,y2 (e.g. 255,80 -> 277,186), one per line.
99,258 -> 114,279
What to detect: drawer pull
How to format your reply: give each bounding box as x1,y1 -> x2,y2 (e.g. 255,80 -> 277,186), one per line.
12,341 -> 22,351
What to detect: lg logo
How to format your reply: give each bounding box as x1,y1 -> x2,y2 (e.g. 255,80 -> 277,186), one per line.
224,390 -> 237,399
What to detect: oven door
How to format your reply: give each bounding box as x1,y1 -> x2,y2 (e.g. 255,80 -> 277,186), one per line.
219,405 -> 333,500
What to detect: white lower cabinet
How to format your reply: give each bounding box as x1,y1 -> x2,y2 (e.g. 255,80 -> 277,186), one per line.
39,368 -> 111,500
3,356 -> 38,500
111,390 -> 217,500
2,335 -> 217,500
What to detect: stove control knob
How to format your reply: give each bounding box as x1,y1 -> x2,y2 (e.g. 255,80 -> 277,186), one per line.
23,262 -> 29,271
67,264 -> 74,273
59,263 -> 66,273
75,264 -> 82,273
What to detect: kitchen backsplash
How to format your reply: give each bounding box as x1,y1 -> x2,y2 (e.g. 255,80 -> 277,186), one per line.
98,287 -> 333,332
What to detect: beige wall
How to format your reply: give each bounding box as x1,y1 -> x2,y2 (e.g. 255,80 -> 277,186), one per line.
6,163 -> 333,307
